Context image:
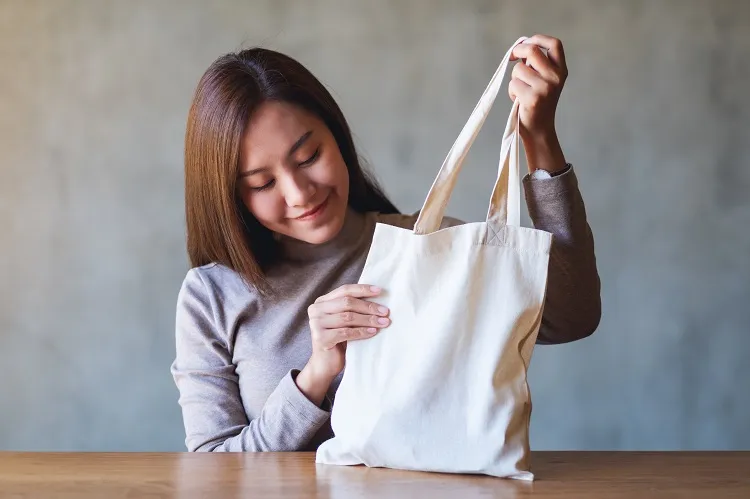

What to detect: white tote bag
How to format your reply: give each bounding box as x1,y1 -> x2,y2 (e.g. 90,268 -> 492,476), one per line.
316,37 -> 552,480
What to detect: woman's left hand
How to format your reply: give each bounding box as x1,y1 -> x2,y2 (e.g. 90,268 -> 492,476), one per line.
508,34 -> 569,173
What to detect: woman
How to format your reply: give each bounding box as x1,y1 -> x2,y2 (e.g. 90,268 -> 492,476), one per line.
171,34 -> 601,452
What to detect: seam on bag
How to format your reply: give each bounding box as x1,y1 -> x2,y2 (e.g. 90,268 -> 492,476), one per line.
486,224 -> 502,245
475,233 -> 551,254
470,241 -> 550,255
517,306 -> 545,474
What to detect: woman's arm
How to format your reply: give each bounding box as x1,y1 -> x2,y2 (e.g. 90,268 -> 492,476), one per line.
171,270 -> 331,451
524,165 -> 602,344
509,34 -> 602,343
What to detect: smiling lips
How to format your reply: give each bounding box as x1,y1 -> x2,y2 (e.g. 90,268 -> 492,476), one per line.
295,195 -> 330,221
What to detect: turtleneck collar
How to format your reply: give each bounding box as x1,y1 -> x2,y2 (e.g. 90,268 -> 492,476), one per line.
276,208 -> 370,262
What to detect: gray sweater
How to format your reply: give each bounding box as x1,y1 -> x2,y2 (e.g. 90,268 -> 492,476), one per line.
171,166 -> 601,452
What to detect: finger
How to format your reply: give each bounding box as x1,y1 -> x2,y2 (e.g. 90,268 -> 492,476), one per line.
525,34 -> 567,72
340,327 -> 380,342
322,327 -> 379,349
512,62 -> 547,91
317,310 -> 391,330
311,295 -> 389,318
314,284 -> 381,304
508,78 -> 533,102
511,44 -> 557,81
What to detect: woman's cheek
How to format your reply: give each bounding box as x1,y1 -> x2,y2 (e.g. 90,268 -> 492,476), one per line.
314,155 -> 348,188
245,190 -> 284,224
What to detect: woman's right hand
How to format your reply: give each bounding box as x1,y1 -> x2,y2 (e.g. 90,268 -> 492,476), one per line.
295,284 -> 390,405
308,283 -> 391,378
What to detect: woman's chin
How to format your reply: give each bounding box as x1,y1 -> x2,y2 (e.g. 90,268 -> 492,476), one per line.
291,207 -> 346,245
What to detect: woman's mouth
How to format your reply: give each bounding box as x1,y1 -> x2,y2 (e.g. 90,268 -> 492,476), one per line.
295,195 -> 330,221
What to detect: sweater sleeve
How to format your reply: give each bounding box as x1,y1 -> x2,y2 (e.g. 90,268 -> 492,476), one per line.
170,269 -> 330,452
523,165 -> 602,344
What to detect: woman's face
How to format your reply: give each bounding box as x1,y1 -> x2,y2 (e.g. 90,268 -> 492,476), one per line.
238,101 -> 350,245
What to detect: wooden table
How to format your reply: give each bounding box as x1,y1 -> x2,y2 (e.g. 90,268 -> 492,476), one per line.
0,451 -> 748,498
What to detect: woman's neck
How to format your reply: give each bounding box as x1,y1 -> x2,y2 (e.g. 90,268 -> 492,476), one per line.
277,208 -> 368,262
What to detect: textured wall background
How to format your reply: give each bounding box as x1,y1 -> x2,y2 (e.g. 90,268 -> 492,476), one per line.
1,0 -> 748,451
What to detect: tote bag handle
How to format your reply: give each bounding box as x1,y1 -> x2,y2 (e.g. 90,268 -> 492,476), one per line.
413,36 -> 527,235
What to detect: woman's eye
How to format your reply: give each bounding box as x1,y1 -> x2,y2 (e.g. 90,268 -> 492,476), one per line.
299,148 -> 320,167
250,179 -> 274,192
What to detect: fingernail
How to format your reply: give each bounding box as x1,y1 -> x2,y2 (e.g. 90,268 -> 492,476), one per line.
370,286 -> 381,292
367,328 -> 377,334
378,306 -> 389,315
378,317 -> 390,325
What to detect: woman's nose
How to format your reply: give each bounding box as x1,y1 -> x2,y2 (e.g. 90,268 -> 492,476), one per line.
281,171 -> 316,207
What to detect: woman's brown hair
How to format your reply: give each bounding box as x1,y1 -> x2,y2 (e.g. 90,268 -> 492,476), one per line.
184,48 -> 398,294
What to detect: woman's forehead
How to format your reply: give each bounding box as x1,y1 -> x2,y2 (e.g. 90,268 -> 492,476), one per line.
241,102 -> 321,169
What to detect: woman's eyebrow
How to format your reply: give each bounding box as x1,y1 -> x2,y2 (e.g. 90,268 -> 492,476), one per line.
288,131 -> 312,157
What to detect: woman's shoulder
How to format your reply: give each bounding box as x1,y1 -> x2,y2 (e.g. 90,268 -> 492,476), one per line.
373,211 -> 465,231
180,262 -> 246,296
175,263 -> 263,349
177,263 -> 257,318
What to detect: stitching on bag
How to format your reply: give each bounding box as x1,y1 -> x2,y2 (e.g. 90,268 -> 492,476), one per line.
486,225 -> 502,245
472,240 -> 551,255
476,227 -> 552,255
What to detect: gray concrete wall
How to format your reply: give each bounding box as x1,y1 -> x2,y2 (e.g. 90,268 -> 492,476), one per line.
1,0 -> 748,451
